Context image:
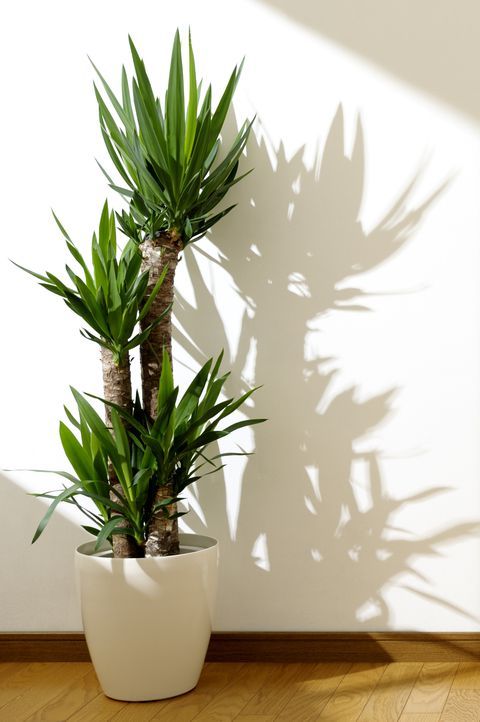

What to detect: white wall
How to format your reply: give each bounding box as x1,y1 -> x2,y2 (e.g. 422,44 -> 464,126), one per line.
1,0 -> 480,631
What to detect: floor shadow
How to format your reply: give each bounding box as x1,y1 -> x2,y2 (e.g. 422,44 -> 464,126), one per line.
256,0 -> 480,123
174,107 -> 479,630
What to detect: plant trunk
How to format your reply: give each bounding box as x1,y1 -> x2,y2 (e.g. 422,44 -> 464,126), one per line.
140,229 -> 182,557
140,229 -> 182,417
100,347 -> 141,558
144,483 -> 179,557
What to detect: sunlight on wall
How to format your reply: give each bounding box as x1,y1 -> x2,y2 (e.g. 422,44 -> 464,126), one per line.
1,0 -> 480,631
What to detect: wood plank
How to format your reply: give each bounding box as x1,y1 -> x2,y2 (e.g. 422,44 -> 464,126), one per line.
357,663 -> 423,722
440,690 -> 480,721
275,662 -> 351,721
451,663 -> 480,689
402,663 -> 458,714
4,661 -> 480,722
0,663 -> 64,709
66,692 -> 127,721
318,663 -> 386,721
25,667 -> 100,721
109,696 -> 167,721
0,663 -> 30,685
151,662 -> 245,721
0,663 -> 90,721
189,663 -> 276,721
240,663 -> 315,716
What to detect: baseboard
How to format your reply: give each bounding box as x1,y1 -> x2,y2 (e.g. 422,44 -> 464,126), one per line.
1,632 -> 480,663
0,634 -> 89,663
207,632 -> 480,662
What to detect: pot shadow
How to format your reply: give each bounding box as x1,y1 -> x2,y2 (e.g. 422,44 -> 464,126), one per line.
0,471 -> 88,631
255,0 -> 480,123
173,106 -> 480,630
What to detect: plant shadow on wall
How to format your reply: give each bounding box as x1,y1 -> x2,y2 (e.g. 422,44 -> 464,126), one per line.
174,106 -> 479,629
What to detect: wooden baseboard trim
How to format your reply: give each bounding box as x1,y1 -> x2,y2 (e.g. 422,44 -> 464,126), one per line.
208,632 -> 480,662
1,632 -> 480,663
0,634 -> 89,663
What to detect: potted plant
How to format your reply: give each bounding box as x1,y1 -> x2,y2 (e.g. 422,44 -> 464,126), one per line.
16,31 -> 263,701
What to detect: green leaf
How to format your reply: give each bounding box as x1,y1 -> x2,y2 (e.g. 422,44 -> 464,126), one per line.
85,392 -> 146,435
123,314 -> 167,352
184,30 -> 197,161
99,127 -> 134,189
59,422 -> 94,481
184,217 -> 193,239
89,56 -> 135,133
121,65 -> 135,127
79,328 -> 112,351
94,517 -> 133,552
95,33 -> 252,239
152,496 -> 178,510
82,525 -> 101,537
128,36 -> 165,138
91,235 -> 108,292
183,429 -> 229,452
131,78 -> 169,173
11,260 -> 50,284
51,210 -> 72,242
70,388 -> 118,462
175,357 -> 212,427
65,240 -> 95,291
32,481 -> 83,543
210,349 -> 225,382
197,204 -> 237,236
219,386 -> 261,420
99,200 -> 113,257
174,398 -> 233,445
166,29 -> 185,167
64,405 -> 81,431
157,348 -> 174,413
131,468 -> 153,509
222,417 -> 267,434
210,62 -> 243,142
95,84 -> 129,152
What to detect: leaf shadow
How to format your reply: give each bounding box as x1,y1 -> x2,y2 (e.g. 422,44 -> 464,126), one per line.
174,106 -> 478,629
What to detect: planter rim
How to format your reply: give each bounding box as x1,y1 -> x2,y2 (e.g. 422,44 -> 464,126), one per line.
76,532 -> 218,562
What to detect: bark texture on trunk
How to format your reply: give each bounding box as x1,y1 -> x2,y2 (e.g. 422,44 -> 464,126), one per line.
145,480 -> 179,557
140,230 -> 182,419
100,347 -> 141,558
140,229 -> 182,557
101,348 -> 133,423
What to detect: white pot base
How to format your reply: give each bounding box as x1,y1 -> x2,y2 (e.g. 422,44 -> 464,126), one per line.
75,533 -> 218,701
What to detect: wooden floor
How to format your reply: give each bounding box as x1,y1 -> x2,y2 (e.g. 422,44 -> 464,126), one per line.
1,661 -> 480,721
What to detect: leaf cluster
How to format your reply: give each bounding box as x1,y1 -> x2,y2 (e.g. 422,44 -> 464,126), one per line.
93,31 -> 253,244
104,350 -> 265,496
32,352 -> 265,550
13,201 -> 166,364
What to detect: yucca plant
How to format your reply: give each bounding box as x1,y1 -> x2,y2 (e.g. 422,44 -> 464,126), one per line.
32,352 -> 264,556
14,200 -> 166,384
92,32 -> 251,414
15,200 -> 167,555
91,30 -> 253,554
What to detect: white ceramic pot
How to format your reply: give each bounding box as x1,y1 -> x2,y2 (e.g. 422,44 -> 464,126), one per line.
75,533 -> 218,701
